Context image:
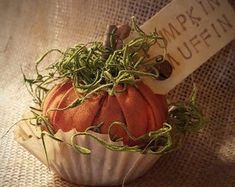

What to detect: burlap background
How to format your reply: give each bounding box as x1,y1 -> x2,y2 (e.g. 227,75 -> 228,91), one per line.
0,0 -> 234,186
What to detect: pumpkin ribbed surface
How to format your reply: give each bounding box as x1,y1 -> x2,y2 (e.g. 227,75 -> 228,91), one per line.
42,80 -> 168,145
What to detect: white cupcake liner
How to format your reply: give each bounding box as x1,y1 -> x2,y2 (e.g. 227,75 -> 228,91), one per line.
14,113 -> 160,186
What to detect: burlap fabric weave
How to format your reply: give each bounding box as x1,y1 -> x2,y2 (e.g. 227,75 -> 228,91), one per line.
0,0 -> 234,186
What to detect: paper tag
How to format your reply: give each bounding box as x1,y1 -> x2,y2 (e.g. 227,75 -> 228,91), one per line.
139,0 -> 235,94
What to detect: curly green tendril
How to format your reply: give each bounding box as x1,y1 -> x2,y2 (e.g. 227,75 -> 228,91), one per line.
22,17 -> 166,110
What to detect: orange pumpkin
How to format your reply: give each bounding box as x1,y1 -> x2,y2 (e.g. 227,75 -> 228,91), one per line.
42,80 -> 168,145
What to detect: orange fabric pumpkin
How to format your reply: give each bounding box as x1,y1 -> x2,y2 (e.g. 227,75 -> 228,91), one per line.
42,80 -> 168,145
